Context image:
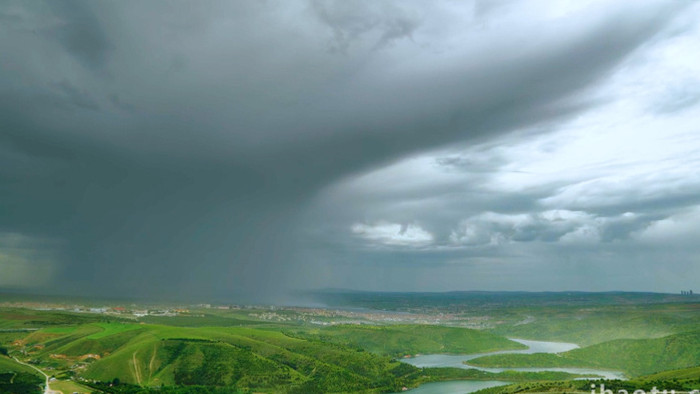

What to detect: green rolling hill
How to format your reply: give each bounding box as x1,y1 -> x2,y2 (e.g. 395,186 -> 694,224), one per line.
640,365 -> 700,380
0,355 -> 44,394
468,329 -> 700,377
285,324 -> 527,357
0,355 -> 41,376
5,320 -> 528,392
2,301 -> 699,392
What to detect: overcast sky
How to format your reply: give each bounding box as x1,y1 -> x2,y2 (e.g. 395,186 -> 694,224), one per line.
2,0 -> 700,301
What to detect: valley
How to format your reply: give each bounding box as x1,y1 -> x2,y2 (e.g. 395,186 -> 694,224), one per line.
0,291 -> 698,393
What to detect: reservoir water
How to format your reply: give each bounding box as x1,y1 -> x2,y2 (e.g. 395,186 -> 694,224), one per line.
399,338 -> 625,393
402,380 -> 511,394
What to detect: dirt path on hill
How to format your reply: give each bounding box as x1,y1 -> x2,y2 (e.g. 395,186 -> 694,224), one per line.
12,357 -> 60,394
148,345 -> 157,380
132,351 -> 142,385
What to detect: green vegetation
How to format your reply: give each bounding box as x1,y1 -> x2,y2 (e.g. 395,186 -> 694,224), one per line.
84,381 -> 244,393
317,291 -> 700,346
0,355 -> 41,376
87,322 -> 143,339
0,355 -> 44,394
488,302 -> 700,346
0,312 -> 428,392
0,371 -> 43,394
641,365 -> 700,380
40,326 -> 78,334
1,292 -> 699,393
411,367 -> 597,382
50,379 -> 94,393
138,314 -> 269,327
287,324 -> 526,357
76,325 -> 421,392
35,325 -> 142,359
0,311 -> 587,393
472,377 -> 700,394
565,330 -> 700,376
469,330 -> 700,377
0,307 -> 128,329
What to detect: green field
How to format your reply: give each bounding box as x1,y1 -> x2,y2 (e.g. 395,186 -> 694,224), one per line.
472,371 -> 700,394
0,308 -> 535,392
0,355 -> 44,394
0,371 -> 43,394
641,365 -> 700,380
40,326 -> 78,334
468,329 -> 700,377
287,324 -> 526,357
1,293 -> 699,393
86,322 -> 144,339
50,379 -> 94,393
0,355 -> 41,375
487,302 -> 700,346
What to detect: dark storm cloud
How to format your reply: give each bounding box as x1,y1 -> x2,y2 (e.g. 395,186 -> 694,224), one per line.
46,0 -> 114,72
0,0 -> 690,300
50,80 -> 100,111
310,0 -> 421,52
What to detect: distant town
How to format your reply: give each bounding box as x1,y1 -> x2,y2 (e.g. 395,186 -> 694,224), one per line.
0,299 -> 495,329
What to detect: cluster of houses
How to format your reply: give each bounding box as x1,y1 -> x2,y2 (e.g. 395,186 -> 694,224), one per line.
71,306 -> 188,317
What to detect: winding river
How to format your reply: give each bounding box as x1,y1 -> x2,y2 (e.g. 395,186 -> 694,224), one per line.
399,338 -> 625,393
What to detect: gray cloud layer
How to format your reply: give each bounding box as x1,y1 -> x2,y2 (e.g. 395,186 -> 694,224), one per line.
0,0 -> 695,300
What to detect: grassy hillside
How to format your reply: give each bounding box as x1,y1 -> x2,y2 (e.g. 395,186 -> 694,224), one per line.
567,330 -> 700,376
471,379 -> 700,394
489,303 -> 700,346
50,379 -> 93,393
414,367 -> 597,381
469,330 -> 700,377
87,322 -> 143,339
472,374 -> 700,394
0,371 -> 43,394
4,319 -> 576,392
287,324 -> 526,357
640,365 -> 700,380
0,307 -> 127,329
0,355 -> 44,394
11,323 -> 420,392
0,355 -> 41,375
83,338 -> 305,389
76,324 -> 531,392
2,299 -> 699,393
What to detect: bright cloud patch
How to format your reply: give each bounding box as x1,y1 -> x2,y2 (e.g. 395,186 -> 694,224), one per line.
449,210 -> 646,246
351,222 -> 434,247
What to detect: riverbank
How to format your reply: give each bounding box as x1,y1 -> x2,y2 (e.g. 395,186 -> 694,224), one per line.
399,338 -> 624,393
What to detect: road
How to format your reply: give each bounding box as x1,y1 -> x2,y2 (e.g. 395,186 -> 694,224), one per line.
11,356 -> 61,394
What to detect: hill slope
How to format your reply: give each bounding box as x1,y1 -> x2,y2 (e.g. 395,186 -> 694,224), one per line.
469,330 -> 700,377
287,324 -> 526,357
